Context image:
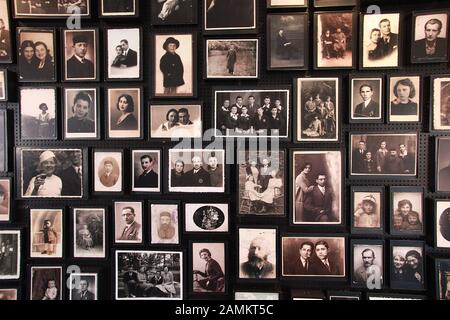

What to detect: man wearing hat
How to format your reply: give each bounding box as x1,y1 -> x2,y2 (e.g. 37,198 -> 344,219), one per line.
157,211 -> 176,241
66,32 -> 95,80
24,150 -> 62,197
99,159 -> 118,188
160,37 -> 185,95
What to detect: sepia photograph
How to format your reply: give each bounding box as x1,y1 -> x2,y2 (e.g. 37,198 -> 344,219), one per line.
69,273 -> 97,300
314,0 -> 356,6
73,208 -> 105,259
295,77 -> 339,142
432,75 -> 450,131
350,133 -> 418,177
191,242 -> 226,294
388,75 -> 421,123
390,241 -> 425,291
93,150 -> 123,193
106,28 -> 141,80
0,178 -> 11,222
412,11 -> 449,63
437,137 -> 450,192
131,150 -> 161,193
107,87 -> 142,139
63,29 -> 98,81
0,230 -> 20,280
185,203 -> 228,233
0,0 -> 11,63
391,187 -> 424,236
435,200 -> 450,249
14,0 -> 90,17
267,13 -> 307,70
150,202 -> 179,245
267,0 -> 306,8
204,0 -> 256,32
115,250 -> 183,300
0,289 -> 18,300
0,69 -> 6,101
114,202 -> 143,244
328,292 -> 361,300
435,259 -> 450,300
351,240 -> 384,289
292,150 -> 343,225
239,228 -> 277,280
282,236 -> 346,277
150,104 -> 202,139
30,266 -> 62,300
351,187 -> 384,234
350,76 -> 383,122
151,0 -> 197,25
30,209 -> 63,258
0,109 -> 6,172
100,0 -> 137,17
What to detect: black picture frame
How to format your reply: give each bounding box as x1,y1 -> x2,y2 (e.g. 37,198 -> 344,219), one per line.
131,149 -> 162,194
327,291 -> 361,300
28,265 -> 64,301
435,136 -> 450,194
348,74 -> 384,124
435,258 -> 450,300
350,239 -> 384,290
267,0 -> 308,9
0,109 -> 8,173
113,200 -> 144,245
434,200 -> 450,250
0,0 -> 13,64
314,0 -> 356,7
430,74 -> 450,133
150,0 -> 198,25
0,177 -> 12,224
0,69 -> 8,102
350,186 -> 385,235
148,200 -> 181,246
99,0 -> 139,18
183,202 -> 229,235
390,186 -> 425,237
91,149 -> 124,195
0,228 -> 22,280
387,74 -> 422,124
13,0 -> 91,18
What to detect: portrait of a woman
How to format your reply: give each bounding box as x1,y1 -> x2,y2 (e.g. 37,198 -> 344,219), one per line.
34,41 -> 55,81
367,28 -> 383,60
24,150 -> 62,197
18,40 -> 38,80
112,94 -> 138,131
390,78 -> 419,116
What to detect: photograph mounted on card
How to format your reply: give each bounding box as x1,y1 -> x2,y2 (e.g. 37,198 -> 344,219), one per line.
267,0 -> 307,8
0,178 -> 11,222
150,202 -> 180,245
390,187 -> 424,236
131,150 -> 161,193
30,209 -> 63,259
0,69 -> 7,101
69,273 -> 97,300
0,110 -> 7,173
0,230 -> 20,280
390,241 -> 426,291
151,0 -> 197,25
185,203 -> 229,233
0,0 -> 12,63
191,242 -> 226,295
100,0 -> 138,17
437,137 -> 450,193
0,288 -> 18,300
73,208 -> 106,259
431,75 -> 450,132
13,0 -> 90,18
63,29 -> 98,82
435,259 -> 450,300
30,266 -> 62,300
114,201 -> 143,245
388,75 -> 421,123
435,200 -> 450,250
351,239 -> 384,290
204,0 -> 256,33
351,186 -> 384,235
106,28 -> 141,81
349,76 -> 383,123
93,150 -> 123,194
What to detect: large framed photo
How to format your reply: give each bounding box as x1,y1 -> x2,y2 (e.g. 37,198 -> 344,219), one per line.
13,0 -> 90,18
0,109 -> 6,173
29,266 -> 62,300
351,239 -> 384,290
29,208 -> 63,259
388,75 -> 421,123
349,75 -> 383,123
114,201 -> 143,244
314,11 -> 356,69
93,150 -> 123,194
115,250 -> 183,300
267,0 -> 307,8
349,133 -> 418,177
431,75 -> 450,132
314,0 -> 356,6
351,186 -> 384,235
436,137 -> 450,192
69,273 -> 97,300
168,149 -> 225,193
151,0 -> 197,25
267,13 -> 308,71
282,235 -> 346,278
184,203 -> 229,234
100,0 -> 138,17
213,88 -> 290,139
0,178 -> 11,222
435,259 -> 450,300
131,150 -> 161,193
390,241 -> 426,291
291,150 -> 343,226
73,208 -> 106,259
390,187 -> 424,237
435,200 -> 450,250
361,13 -> 401,69
412,10 -> 449,64
0,69 -> 7,101
0,0 -> 12,63
0,230 -> 20,280
153,33 -> 196,98
150,202 -> 180,245
17,148 -> 85,199
295,77 -> 339,142
204,0 -> 256,34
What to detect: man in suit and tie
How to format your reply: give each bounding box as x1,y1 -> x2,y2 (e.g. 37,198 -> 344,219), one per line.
310,241 -> 341,276
60,151 -> 83,197
99,160 -> 119,188
246,96 -> 259,118
303,174 -> 335,222
120,39 -> 138,67
352,140 -> 367,173
71,279 -> 96,300
413,18 -> 448,62
354,84 -> 380,118
184,156 -> 211,187
118,207 -> 141,242
134,154 -> 159,189
378,19 -> 399,57
284,241 -> 314,275
66,33 -> 95,80
398,144 -> 415,174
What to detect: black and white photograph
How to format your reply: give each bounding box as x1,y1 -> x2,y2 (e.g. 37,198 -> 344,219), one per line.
388,76 -> 421,123
73,208 -> 105,259
151,0 -> 197,25
30,266 -> 62,300
0,69 -> 6,101
314,0 -> 356,6
435,201 -> 450,249
114,202 -> 143,244
267,0 -> 306,8
391,187 -> 424,236
132,150 -> 160,193
14,0 -> 90,17
93,150 -> 123,193
436,259 -> 450,300
0,0 -> 11,63
295,77 -> 339,142
17,28 -> 56,82
0,179 -> 10,222
239,228 -> 277,280
437,137 -> 450,192
168,149 -> 225,193
63,29 -> 97,81
154,33 -> 195,98
390,241 -> 425,291
315,11 -> 355,69
267,13 -> 307,70
292,150 -> 343,225
351,241 -> 384,289
69,273 -> 97,300
0,230 -> 20,280
350,76 -> 383,122
204,0 -> 256,33
432,75 -> 450,131
150,203 -> 179,245
115,250 -> 183,300
30,209 -> 63,258
238,150 -> 285,216
150,104 -> 202,139
351,187 -> 383,233
20,87 -> 57,140
0,110 -> 6,173
350,133 -> 418,177
206,39 -> 258,79
0,289 -> 18,300
19,148 -> 85,198
282,236 -> 346,278
191,242 -> 226,294
361,13 -> 401,69
63,88 -> 99,140
214,88 -> 290,138
107,87 -> 142,139
106,28 -> 141,80
185,203 -> 228,233
412,11 -> 449,63
100,0 -> 137,17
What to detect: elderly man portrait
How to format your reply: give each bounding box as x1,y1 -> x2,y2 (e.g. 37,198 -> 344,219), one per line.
240,237 -> 275,279
353,248 -> 382,288
413,18 -> 448,61
184,156 -> 211,187
193,248 -> 225,292
157,211 -> 175,241
118,207 -> 141,242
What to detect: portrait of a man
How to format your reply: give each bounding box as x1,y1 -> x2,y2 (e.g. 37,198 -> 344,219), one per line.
65,30 -> 96,80
94,152 -> 122,193
353,245 -> 383,289
70,274 -> 97,300
412,13 -> 448,63
352,79 -> 382,120
115,203 -> 142,243
151,204 -> 179,244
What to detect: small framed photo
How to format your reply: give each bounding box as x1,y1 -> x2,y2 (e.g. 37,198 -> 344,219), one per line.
62,29 -> 98,82
17,28 -> 56,82
294,77 -> 340,142
235,291 -> 279,300
63,87 -> 99,140
73,208 -> 106,259
20,87 -> 57,141
204,0 -> 256,34
0,69 -> 6,101
29,208 -> 63,259
431,75 -> 450,132
0,0 -> 12,63
150,0 -> 197,25
0,178 -> 11,222
351,239 -> 384,290
349,133 -> 418,177
436,137 -> 450,192
106,87 -> 143,140
238,227 -> 277,280
69,273 -> 97,300
361,13 -> 401,69
205,38 -> 259,79
388,75 -> 421,123
114,201 -> 143,244
435,200 -> 450,249
291,150 -> 343,226
327,291 -> 361,300
115,250 -> 183,300
149,103 -> 203,139
390,187 -> 424,236
390,241 -> 426,291
150,202 -> 180,245
349,76 -> 383,123
190,241 -> 227,296
351,186 -> 384,234
30,266 -> 62,300
0,288 -> 18,300
267,0 -> 307,8
153,33 -> 197,98
412,10 -> 449,63
435,259 -> 450,300
267,13 -> 308,71
314,11 -> 356,69
93,150 -> 123,194
0,230 -> 20,280
185,203 -> 228,234
100,0 -> 138,17
168,148 -> 225,193
106,27 -> 142,81
314,0 -> 356,7
0,109 -> 6,173
14,0 -> 90,18
131,150 -> 161,193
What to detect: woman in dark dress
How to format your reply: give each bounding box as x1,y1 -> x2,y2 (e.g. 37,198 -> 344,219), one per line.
34,41 -> 55,81
18,40 -> 38,81
403,250 -> 424,288
390,78 -> 418,116
113,94 -> 138,130
367,28 -> 383,61
160,37 -> 185,95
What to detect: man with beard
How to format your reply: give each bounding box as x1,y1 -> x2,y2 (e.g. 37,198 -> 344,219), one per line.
157,211 -> 175,241
240,237 -> 275,279
310,240 -> 340,276
134,154 -> 158,189
184,156 -> 211,187
383,149 -> 402,174
353,249 -> 382,288
193,248 -> 225,292
60,151 -> 83,197
207,156 -> 222,188
284,241 -> 314,275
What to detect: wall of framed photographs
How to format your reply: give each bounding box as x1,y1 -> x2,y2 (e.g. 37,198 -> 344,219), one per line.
1,0 -> 450,301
